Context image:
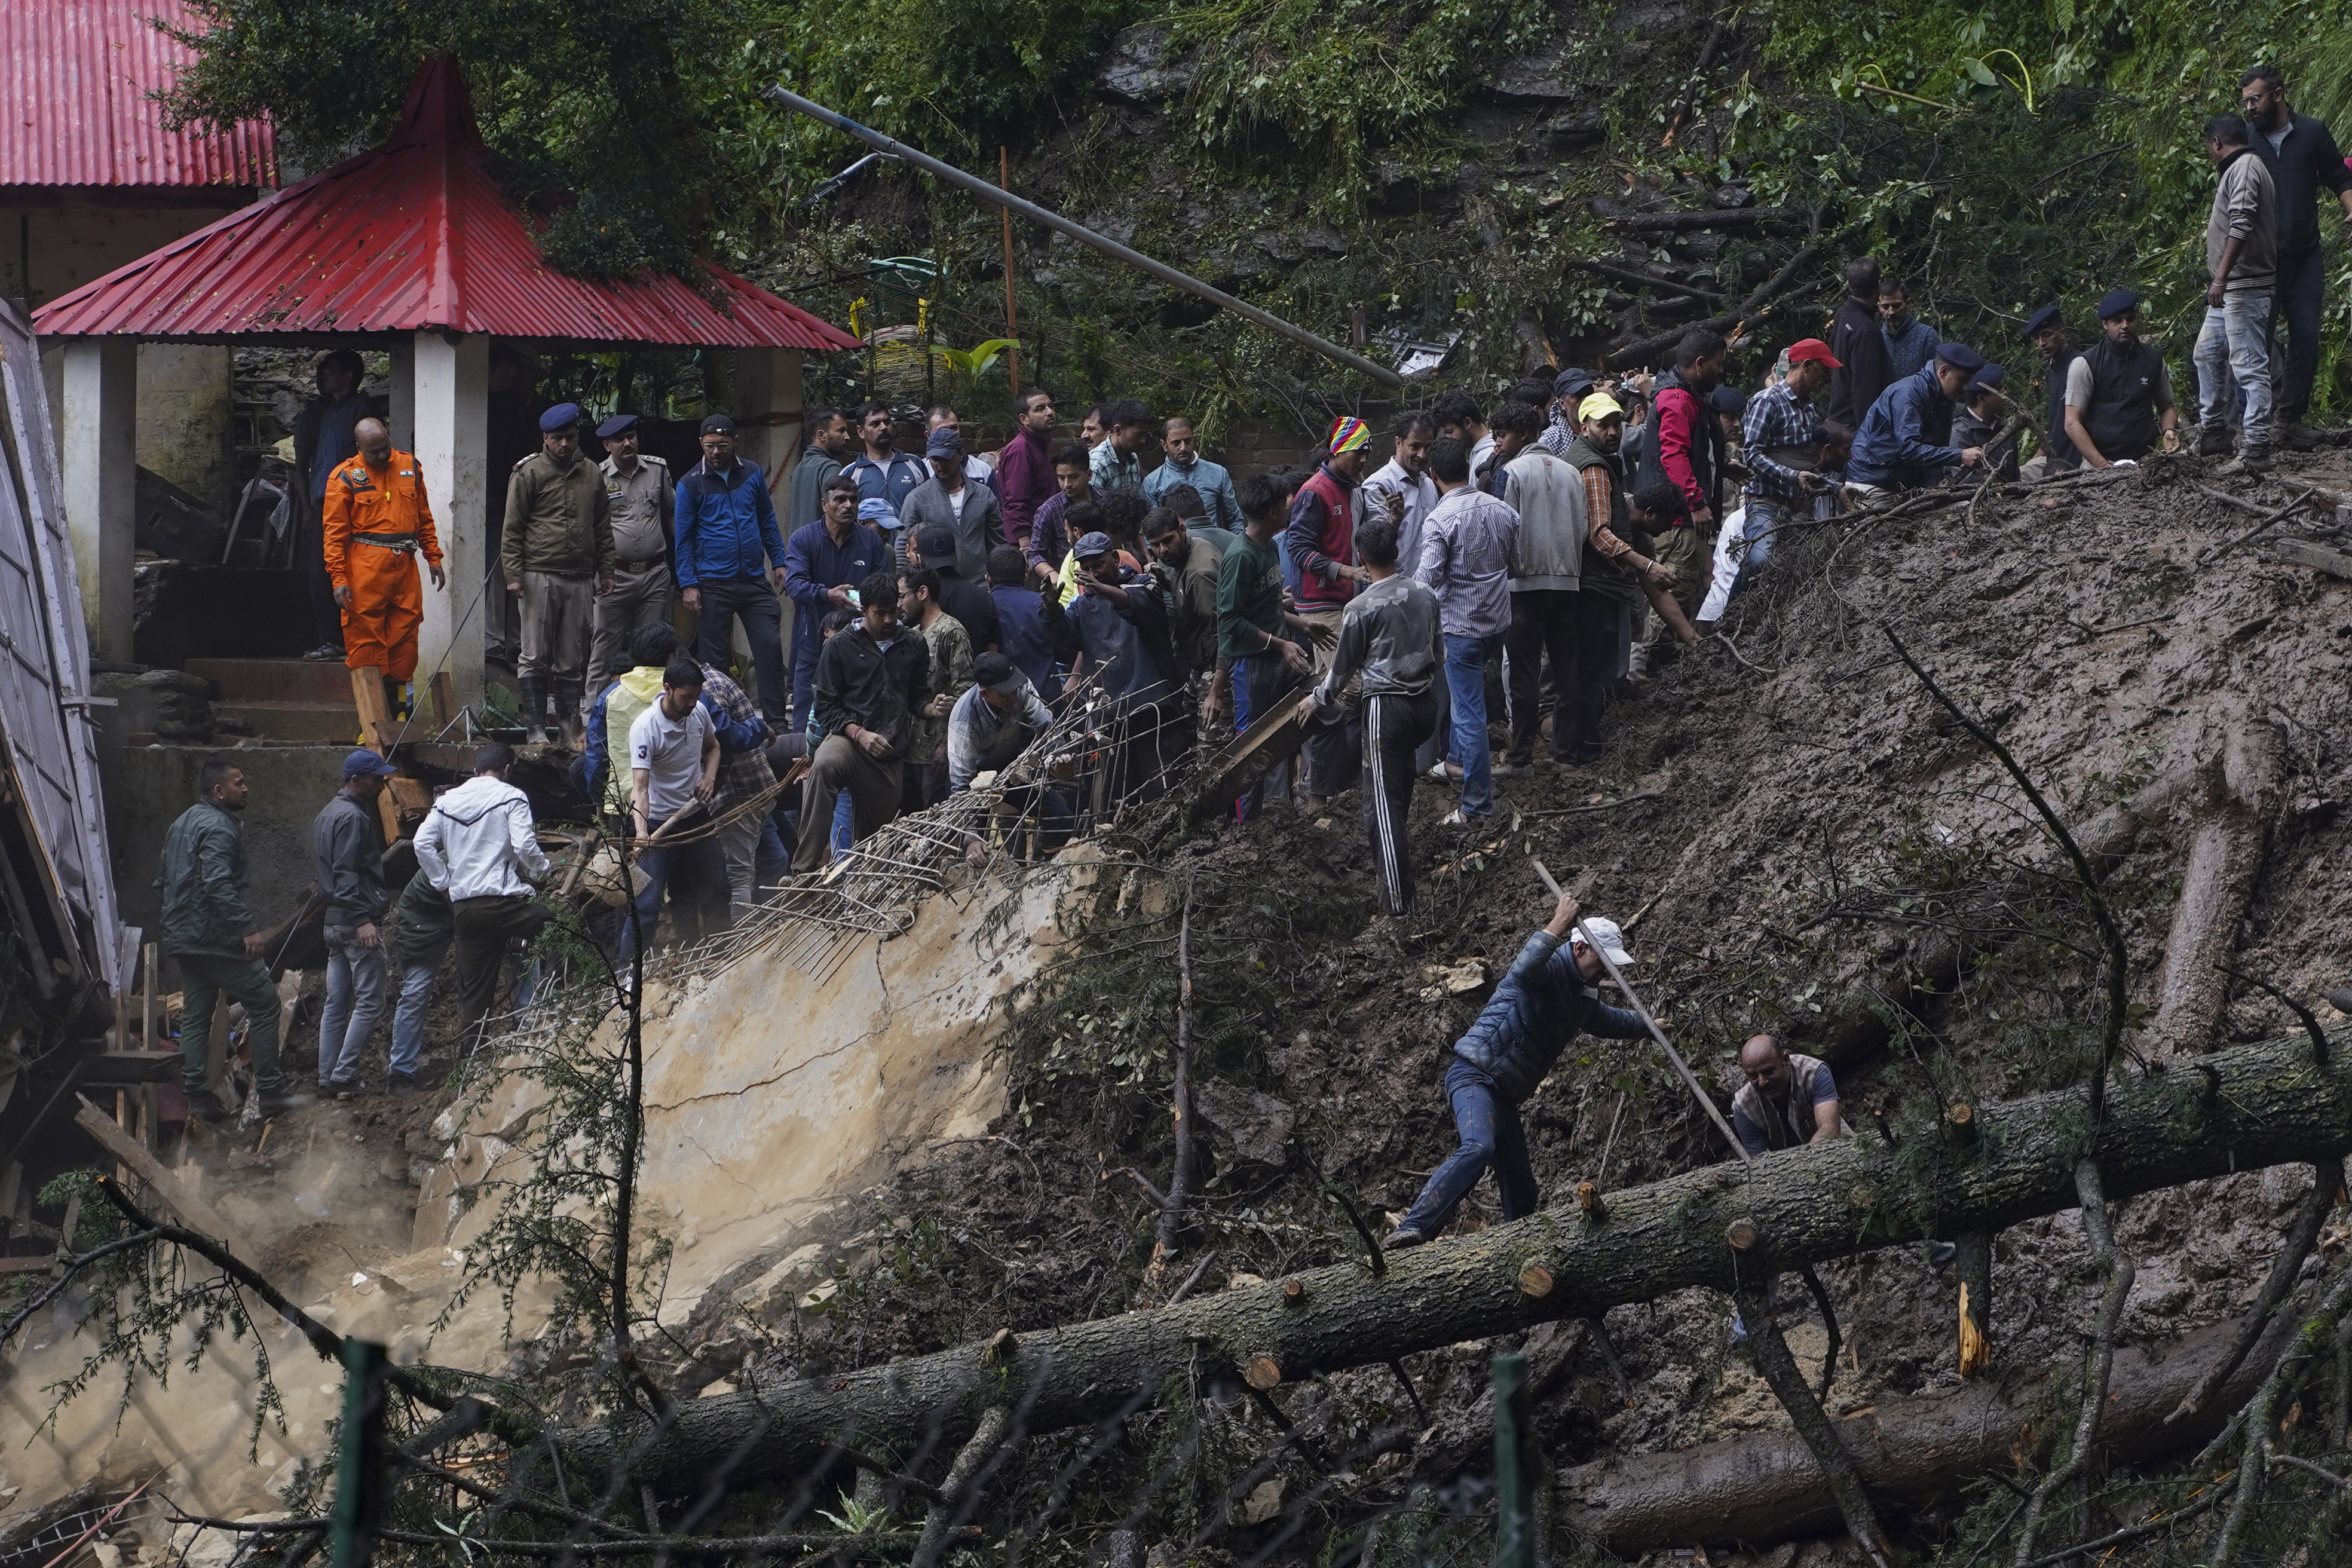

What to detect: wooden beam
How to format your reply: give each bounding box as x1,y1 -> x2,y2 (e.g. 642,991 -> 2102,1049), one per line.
2271,537 -> 2352,581
1187,697 -> 1310,822
72,1095 -> 259,1266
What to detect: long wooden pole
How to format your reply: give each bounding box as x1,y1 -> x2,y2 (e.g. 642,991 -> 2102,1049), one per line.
999,148 -> 1020,398
762,84 -> 1405,388
1529,858 -> 1748,1162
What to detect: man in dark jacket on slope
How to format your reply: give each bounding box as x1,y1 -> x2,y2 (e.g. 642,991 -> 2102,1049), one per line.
1387,890 -> 1648,1245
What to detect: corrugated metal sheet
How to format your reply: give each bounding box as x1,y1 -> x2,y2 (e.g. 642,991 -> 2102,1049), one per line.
0,299 -> 136,997
33,58 -> 860,351
1,0 -> 275,189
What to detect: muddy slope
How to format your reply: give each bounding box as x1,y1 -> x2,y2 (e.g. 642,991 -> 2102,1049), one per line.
718,455 -> 2352,1554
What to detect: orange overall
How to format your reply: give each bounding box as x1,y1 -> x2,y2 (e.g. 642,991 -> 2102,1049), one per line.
322,448 -> 442,681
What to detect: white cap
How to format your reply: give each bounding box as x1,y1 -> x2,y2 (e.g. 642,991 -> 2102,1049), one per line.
1575,918 -> 1634,967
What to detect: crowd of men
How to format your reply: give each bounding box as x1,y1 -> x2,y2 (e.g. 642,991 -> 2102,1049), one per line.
160,61 -> 2348,1114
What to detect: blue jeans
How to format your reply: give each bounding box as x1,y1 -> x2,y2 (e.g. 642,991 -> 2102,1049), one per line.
320,926 -> 388,1085
1442,633 -> 1499,816
1736,497 -> 1791,584
390,957 -> 436,1077
617,818 -> 726,964
1395,1056 -> 1537,1236
2197,293 -> 2273,449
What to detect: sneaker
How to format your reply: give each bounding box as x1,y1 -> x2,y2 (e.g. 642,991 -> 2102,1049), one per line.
1385,1225 -> 1429,1251
1492,757 -> 1533,777
2195,423 -> 2232,458
259,1086 -> 314,1114
2240,443 -> 2275,473
2281,421 -> 2324,452
323,1074 -> 359,1096
1439,809 -> 1486,827
388,1072 -> 419,1098
1426,761 -> 1454,782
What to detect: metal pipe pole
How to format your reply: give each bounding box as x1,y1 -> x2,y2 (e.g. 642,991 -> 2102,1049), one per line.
1000,147 -> 1021,397
762,83 -> 1405,390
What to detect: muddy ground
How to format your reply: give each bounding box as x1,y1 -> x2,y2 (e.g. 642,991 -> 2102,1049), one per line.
689,451 -> 2352,1562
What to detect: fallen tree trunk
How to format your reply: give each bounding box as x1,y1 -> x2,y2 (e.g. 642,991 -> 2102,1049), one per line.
2150,719 -> 2284,1055
1555,1306 -> 2299,1553
561,1031 -> 2348,1492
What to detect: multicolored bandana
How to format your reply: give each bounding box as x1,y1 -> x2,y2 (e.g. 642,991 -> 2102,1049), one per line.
1327,416 -> 1373,455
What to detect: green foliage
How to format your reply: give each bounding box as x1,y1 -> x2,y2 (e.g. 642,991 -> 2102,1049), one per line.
165,0 -> 754,279
1168,0 -> 1549,191
745,0 -> 1135,169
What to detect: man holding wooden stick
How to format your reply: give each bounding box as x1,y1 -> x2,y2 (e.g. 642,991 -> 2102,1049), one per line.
1388,889 -> 1646,1247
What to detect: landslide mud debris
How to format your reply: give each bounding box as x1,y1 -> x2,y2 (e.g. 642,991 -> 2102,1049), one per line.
724,457 -> 2352,1552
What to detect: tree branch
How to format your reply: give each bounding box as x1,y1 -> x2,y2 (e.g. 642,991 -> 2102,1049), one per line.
2170,1160 -> 2341,1423
1734,1275 -> 1892,1567
1882,625 -> 2132,1123
2010,1160 -> 2134,1566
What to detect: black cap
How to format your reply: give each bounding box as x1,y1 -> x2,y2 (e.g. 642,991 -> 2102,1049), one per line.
912,522 -> 957,561
2023,304 -> 2064,337
2095,289 -> 2142,320
973,652 -> 1022,694
700,413 -> 737,436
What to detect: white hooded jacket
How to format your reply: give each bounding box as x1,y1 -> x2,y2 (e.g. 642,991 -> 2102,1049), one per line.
415,774 -> 548,902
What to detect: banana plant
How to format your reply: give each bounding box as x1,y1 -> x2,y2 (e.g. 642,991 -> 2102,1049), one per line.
927,338 -> 1019,378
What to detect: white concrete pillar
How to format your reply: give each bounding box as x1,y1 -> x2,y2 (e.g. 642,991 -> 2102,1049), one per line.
60,338 -> 137,663
735,347 -> 804,509
413,330 -> 489,710
735,345 -> 804,669
387,339 -> 416,452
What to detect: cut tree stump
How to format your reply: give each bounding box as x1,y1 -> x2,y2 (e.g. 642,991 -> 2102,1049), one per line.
553,1030 -> 2352,1492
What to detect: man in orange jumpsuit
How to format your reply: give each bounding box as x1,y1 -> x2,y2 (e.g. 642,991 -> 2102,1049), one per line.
323,417 -> 446,716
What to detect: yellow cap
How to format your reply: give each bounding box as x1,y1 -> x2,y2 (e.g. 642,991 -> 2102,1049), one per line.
1577,392 -> 1625,423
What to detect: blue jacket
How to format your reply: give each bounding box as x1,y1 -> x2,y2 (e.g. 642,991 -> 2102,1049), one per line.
782,520 -> 889,675
1848,363 -> 1964,488
1451,930 -> 1648,1103
843,452 -> 929,519
992,582 -> 1071,700
581,676 -> 769,806
674,458 -> 784,588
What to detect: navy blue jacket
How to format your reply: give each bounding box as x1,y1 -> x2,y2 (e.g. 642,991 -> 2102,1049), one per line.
1848,362 -> 1964,488
843,452 -> 929,518
782,520 -> 889,679
675,458 -> 784,588
1452,930 -> 1647,1102
992,582 -> 1071,700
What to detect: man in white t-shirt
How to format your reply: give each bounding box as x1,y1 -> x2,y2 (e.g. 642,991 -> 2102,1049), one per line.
619,655 -> 722,966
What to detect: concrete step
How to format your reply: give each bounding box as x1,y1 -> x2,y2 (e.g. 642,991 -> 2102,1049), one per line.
215,700 -> 362,745
186,657 -> 358,706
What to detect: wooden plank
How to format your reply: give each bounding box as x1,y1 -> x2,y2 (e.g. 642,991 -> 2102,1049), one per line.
0,1254 -> 53,1275
387,777 -> 434,817
72,1095 -> 260,1265
1187,696 -> 1311,822
78,1051 -> 182,1083
430,671 -> 457,731
2271,537 -> 2352,581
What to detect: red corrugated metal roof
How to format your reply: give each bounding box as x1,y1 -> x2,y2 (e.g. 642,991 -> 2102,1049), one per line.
2,0 -> 275,189
33,58 -> 860,351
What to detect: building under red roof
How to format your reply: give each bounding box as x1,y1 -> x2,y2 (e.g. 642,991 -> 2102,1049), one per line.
1,0 -> 275,191
35,56 -> 858,350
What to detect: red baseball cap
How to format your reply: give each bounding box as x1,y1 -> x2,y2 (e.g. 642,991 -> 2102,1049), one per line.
1785,338 -> 1842,368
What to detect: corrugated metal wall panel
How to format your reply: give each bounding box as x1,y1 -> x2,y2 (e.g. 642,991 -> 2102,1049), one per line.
1,0 -> 275,189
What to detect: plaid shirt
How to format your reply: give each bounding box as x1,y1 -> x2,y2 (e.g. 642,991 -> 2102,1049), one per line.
696,665 -> 776,810
1740,380 -> 1819,508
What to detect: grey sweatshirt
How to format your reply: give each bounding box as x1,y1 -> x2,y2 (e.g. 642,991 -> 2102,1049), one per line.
1313,572 -> 1440,707
2207,146 -> 2278,296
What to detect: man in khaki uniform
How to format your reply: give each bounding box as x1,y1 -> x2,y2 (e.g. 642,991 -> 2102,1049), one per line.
590,413 -> 672,698
503,402 -> 615,744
